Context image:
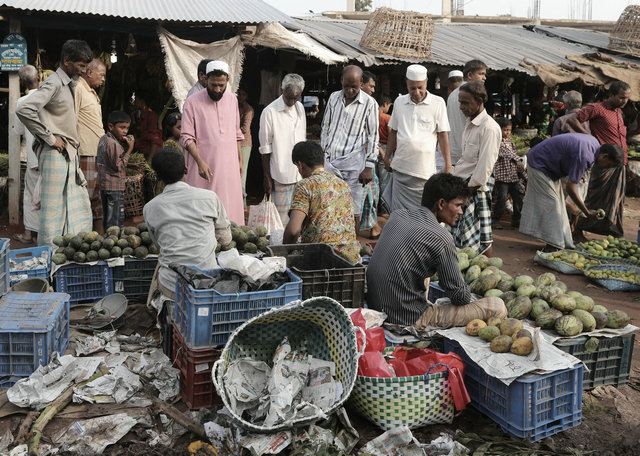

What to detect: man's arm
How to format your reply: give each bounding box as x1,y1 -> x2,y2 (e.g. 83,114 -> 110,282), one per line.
566,106 -> 594,134
235,101 -> 244,177
180,101 -> 212,181
283,209 -> 305,244
566,181 -> 595,218
320,95 -> 333,155
437,131 -> 452,173
16,79 -> 65,151
212,196 -> 233,246
258,109 -> 274,195
364,98 -> 379,168
436,243 -> 472,305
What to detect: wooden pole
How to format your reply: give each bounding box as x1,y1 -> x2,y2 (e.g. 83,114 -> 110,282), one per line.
8,16 -> 22,225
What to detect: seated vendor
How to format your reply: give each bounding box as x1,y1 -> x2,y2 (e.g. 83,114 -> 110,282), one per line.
366,173 -> 507,329
143,148 -> 232,300
283,141 -> 361,264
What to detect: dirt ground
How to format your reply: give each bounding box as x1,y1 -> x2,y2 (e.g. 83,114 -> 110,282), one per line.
1,200 -> 640,454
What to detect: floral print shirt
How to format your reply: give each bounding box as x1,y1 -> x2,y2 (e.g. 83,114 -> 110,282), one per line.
289,169 -> 361,264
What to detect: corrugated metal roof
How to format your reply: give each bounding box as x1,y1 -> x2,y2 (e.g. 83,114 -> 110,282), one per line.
291,19 -> 632,72
0,0 -> 292,24
532,25 -> 610,50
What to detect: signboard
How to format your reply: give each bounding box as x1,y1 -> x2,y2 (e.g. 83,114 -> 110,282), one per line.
0,33 -> 27,72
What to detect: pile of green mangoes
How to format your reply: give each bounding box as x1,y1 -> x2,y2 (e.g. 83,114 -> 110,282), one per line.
51,224 -> 158,265
584,267 -> 640,285
577,236 -> 640,264
466,317 -> 534,356
543,249 -> 601,271
217,223 -> 269,255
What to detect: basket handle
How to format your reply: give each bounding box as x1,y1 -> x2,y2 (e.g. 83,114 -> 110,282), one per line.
211,358 -> 224,395
424,362 -> 449,377
354,326 -> 367,356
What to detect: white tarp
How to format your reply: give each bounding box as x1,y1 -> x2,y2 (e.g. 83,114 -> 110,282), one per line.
158,27 -> 245,110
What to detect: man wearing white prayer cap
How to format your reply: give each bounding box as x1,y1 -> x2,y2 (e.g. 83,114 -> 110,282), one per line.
447,70 -> 464,96
382,64 -> 452,211
179,59 -> 246,224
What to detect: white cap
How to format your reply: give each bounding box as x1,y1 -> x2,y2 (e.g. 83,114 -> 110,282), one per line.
448,70 -> 464,79
206,60 -> 230,75
406,64 -> 427,81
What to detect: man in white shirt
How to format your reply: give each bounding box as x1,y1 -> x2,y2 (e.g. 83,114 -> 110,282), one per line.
451,81 -> 502,256
259,73 -> 306,224
14,65 -> 40,244
186,59 -> 211,99
321,65 -> 379,227
384,64 -> 451,211
144,148 -> 232,300
447,60 -> 487,166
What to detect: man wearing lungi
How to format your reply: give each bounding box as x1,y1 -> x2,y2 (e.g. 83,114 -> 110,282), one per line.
384,64 -> 451,212
17,40 -> 93,245
76,58 -> 107,232
520,134 -> 622,251
451,81 -> 501,256
321,65 -> 379,232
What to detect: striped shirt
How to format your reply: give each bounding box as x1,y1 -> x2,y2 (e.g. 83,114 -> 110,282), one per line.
366,208 -> 472,326
320,90 -> 379,170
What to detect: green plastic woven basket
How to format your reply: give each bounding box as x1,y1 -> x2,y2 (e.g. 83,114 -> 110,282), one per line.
212,297 -> 363,433
348,369 -> 455,430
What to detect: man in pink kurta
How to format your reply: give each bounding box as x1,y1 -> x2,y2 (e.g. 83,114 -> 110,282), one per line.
180,60 -> 245,224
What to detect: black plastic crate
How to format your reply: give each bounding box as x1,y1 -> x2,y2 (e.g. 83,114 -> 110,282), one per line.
267,243 -> 365,308
553,333 -> 635,389
111,257 -> 158,301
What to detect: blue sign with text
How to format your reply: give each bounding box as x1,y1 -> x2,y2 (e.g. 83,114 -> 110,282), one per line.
0,33 -> 27,72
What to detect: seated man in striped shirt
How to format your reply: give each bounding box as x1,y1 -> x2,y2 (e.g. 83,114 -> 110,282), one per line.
367,173 -> 507,329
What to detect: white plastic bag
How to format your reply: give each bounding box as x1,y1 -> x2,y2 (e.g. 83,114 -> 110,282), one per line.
248,197 -> 284,244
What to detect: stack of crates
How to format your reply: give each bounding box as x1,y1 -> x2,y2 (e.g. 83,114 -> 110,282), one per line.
267,243 -> 366,308
0,292 -> 70,387
172,266 -> 302,409
54,262 -> 113,306
9,246 -> 53,286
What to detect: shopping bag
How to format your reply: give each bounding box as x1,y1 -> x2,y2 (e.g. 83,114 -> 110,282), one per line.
247,197 -> 284,241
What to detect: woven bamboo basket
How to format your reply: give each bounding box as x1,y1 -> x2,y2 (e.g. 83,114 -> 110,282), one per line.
124,173 -> 144,217
360,7 -> 434,60
609,5 -> 640,56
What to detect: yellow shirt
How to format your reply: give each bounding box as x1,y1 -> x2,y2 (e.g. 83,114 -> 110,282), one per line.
75,77 -> 104,157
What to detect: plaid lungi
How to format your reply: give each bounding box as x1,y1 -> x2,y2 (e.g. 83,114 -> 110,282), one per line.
38,148 -> 93,245
272,180 -> 296,225
450,177 -> 494,253
79,156 -> 103,221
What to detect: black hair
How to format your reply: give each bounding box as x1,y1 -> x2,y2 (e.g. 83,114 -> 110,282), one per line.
60,39 -> 93,64
421,173 -> 470,208
529,136 -> 545,148
363,71 -> 376,84
609,80 -> 631,97
163,112 -> 181,139
292,141 -> 324,167
496,117 -> 512,129
197,59 -> 212,77
152,148 -> 185,185
459,81 -> 488,104
597,144 -> 624,166
107,110 -> 131,125
463,59 -> 487,79
207,70 -> 228,78
380,95 -> 392,105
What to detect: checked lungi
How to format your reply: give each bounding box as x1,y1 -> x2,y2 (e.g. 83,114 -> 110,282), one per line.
450,176 -> 494,254
272,181 -> 296,225
38,148 -> 92,245
79,156 -> 103,223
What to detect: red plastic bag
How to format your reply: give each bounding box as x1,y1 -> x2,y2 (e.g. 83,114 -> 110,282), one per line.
350,309 -> 386,353
358,351 -> 394,377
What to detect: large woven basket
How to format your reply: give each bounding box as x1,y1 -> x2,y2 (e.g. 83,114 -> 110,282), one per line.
360,7 -> 434,60
124,173 -> 145,217
349,365 -> 455,430
583,264 -> 640,292
609,5 -> 640,56
212,297 -> 362,433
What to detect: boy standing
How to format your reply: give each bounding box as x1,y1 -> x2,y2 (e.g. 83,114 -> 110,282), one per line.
492,117 -> 524,229
97,111 -> 134,230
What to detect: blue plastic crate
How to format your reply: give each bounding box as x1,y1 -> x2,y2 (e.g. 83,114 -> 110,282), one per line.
0,239 -> 9,295
0,291 -> 70,386
54,262 -> 113,306
9,246 -> 53,286
111,257 -> 158,301
174,268 -> 302,348
428,281 -> 446,302
444,339 -> 583,441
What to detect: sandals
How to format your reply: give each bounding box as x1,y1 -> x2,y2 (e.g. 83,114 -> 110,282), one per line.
12,233 -> 34,244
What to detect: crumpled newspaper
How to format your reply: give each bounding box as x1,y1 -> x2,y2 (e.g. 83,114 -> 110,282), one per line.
421,433 -> 469,456
75,330 -> 119,356
7,354 -> 103,409
223,359 -> 271,415
125,349 -> 180,401
73,365 -> 142,404
10,251 -> 49,272
52,413 -> 137,454
359,426 -> 424,456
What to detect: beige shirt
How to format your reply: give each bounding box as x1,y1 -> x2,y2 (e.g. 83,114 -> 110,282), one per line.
453,109 -> 502,191
16,67 -> 80,159
143,181 -> 232,292
75,77 -> 104,157
389,92 -> 450,180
